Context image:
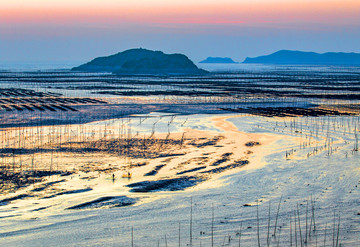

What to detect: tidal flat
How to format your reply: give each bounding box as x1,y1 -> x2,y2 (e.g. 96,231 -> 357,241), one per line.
0,64 -> 359,246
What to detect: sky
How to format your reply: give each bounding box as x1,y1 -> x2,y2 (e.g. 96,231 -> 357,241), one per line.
1,0 -> 360,64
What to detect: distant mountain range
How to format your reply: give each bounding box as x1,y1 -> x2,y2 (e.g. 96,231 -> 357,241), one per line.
243,50 -> 360,65
199,57 -> 237,64
72,48 -> 207,75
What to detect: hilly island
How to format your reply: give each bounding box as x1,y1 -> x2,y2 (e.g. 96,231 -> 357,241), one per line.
199,57 -> 237,64
243,50 -> 360,65
72,48 -> 207,75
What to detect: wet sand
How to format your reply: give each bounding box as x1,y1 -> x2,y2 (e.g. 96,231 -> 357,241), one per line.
0,114 -> 279,218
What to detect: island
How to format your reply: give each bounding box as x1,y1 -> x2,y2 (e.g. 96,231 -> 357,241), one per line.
72,48 -> 208,75
199,57 -> 237,64
243,50 -> 360,65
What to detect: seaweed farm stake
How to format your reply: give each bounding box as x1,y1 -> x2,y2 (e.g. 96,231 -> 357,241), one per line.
336,216 -> 340,247
267,200 -> 271,246
180,132 -> 185,148
323,223 -> 327,247
295,211 -> 298,247
332,210 -> 336,247
179,222 -> 181,247
189,197 -> 193,247
131,226 -> 134,247
257,200 -> 261,247
238,223 -> 242,247
305,200 -> 308,244
309,196 -> 315,240
211,204 -> 214,247
297,204 -> 303,247
290,215 -> 293,247
273,195 -> 282,238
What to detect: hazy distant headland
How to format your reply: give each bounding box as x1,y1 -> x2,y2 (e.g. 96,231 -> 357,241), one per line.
199,57 -> 237,64
243,50 -> 360,65
72,48 -> 207,75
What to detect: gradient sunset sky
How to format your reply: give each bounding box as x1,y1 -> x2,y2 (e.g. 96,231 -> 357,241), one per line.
1,0 -> 360,63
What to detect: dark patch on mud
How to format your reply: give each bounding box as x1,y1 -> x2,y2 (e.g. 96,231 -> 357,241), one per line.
189,136 -> 224,148
245,141 -> 260,147
201,160 -> 249,174
130,162 -> 148,168
127,176 -> 204,192
0,214 -> 20,219
0,194 -> 33,206
158,153 -> 185,158
31,206 -> 51,212
66,196 -> 137,210
31,179 -> 66,192
210,152 -> 233,166
42,188 -> 93,199
144,164 -> 166,176
176,166 -> 207,175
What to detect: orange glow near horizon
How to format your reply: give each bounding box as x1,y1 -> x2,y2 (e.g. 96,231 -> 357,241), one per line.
1,0 -> 360,27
